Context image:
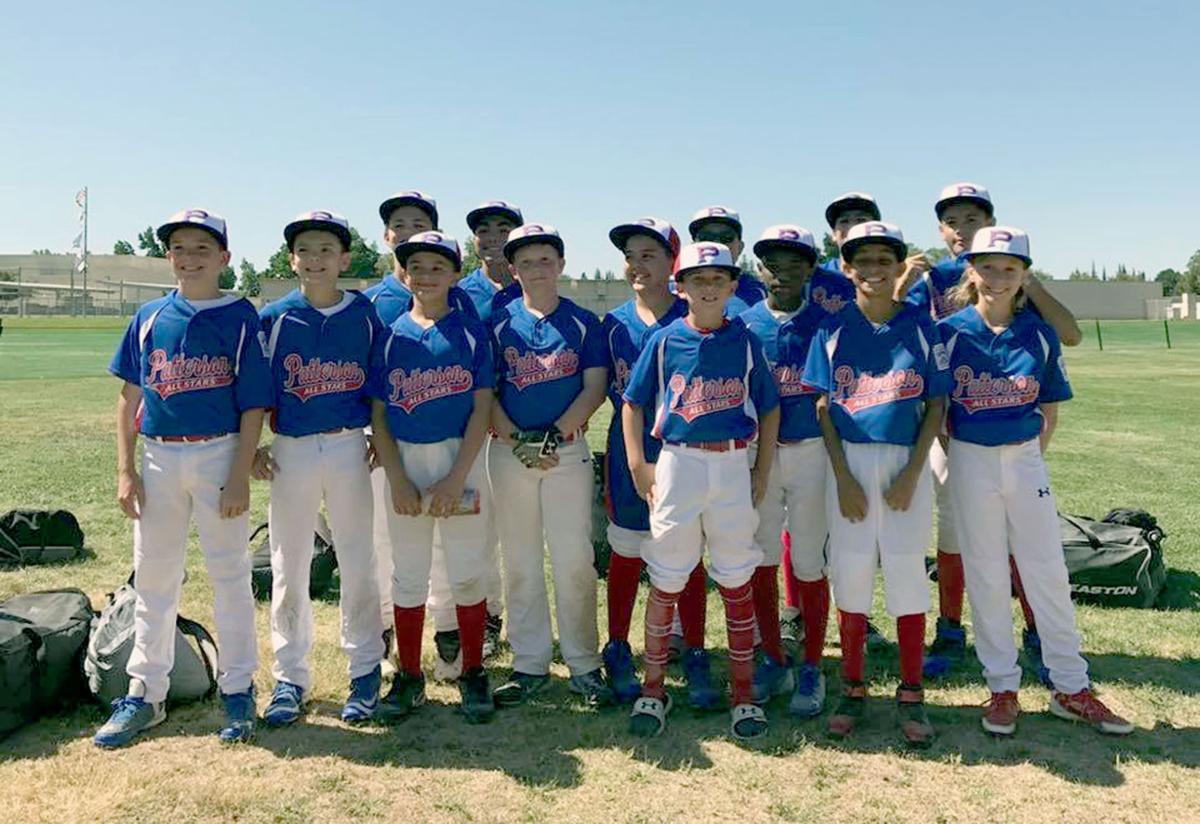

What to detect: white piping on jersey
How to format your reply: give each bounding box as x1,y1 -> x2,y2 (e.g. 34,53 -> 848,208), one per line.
915,326 -> 931,361
463,326 -> 478,357
266,310 -> 291,363
234,323 -> 247,377
742,339 -> 757,423
823,326 -> 842,366
943,329 -> 960,362
364,314 -> 375,347
571,314 -> 588,341
137,305 -> 168,350
1036,330 -> 1051,362
383,331 -> 396,363
651,335 -> 668,439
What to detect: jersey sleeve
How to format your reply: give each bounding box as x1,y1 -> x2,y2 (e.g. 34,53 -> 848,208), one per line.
469,323 -> 495,392
578,310 -> 607,370
1037,326 -> 1073,403
451,286 -> 481,322
234,312 -> 275,412
921,317 -> 953,399
801,324 -> 833,394
109,313 -> 143,385
748,335 -> 780,414
367,328 -> 391,401
622,334 -> 661,408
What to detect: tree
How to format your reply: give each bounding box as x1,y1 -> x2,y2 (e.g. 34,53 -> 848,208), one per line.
237,259 -> 261,297
1155,268 -> 1182,296
604,270 -> 616,281
1113,263 -> 1145,282
1068,268 -> 1099,281
461,237 -> 481,275
821,233 -> 839,261
113,240 -> 135,255
1182,250 -> 1200,295
137,226 -> 165,258
31,248 -> 52,255
262,243 -> 293,279
261,227 -> 383,280
594,268 -> 602,281
924,247 -> 950,265
1028,268 -> 1052,282
218,265 -> 236,290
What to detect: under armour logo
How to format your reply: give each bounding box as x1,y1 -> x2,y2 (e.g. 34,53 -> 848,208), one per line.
1037,488 -> 1050,497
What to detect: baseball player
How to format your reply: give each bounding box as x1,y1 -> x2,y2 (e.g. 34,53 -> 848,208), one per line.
487,224 -> 612,708
739,225 -> 855,718
820,192 -> 883,275
600,217 -> 689,704
623,241 -> 780,741
253,211 -> 385,727
458,200 -> 525,323
802,221 -> 950,748
95,209 -> 272,748
907,183 -> 1083,681
939,226 -> 1132,737
687,205 -> 767,313
369,230 -> 497,723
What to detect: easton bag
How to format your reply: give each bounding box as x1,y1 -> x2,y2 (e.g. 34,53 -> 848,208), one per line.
0,510 -> 85,566
591,451 -> 612,578
84,582 -> 218,706
249,514 -> 338,601
1060,509 -> 1167,608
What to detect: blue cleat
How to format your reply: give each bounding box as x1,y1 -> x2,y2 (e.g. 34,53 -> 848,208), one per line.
923,617 -> 967,679
751,651 -> 794,705
341,665 -> 382,724
218,687 -> 257,744
262,682 -> 305,728
682,647 -> 722,711
93,696 -> 166,749
603,639 -> 642,704
789,662 -> 827,718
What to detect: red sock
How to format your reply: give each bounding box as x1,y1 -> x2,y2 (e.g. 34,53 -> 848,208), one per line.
719,581 -> 756,706
751,565 -> 784,664
838,610 -> 867,682
456,599 -> 487,672
606,553 -> 644,643
678,561 -> 707,649
1010,556 -> 1037,631
936,550 -> 964,623
781,531 -> 801,611
896,613 -> 926,686
798,577 -> 830,666
642,586 -> 680,699
393,604 -> 425,678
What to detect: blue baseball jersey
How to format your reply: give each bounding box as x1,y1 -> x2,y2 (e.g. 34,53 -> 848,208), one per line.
364,274 -> 478,327
624,316 -> 779,444
735,273 -> 768,307
492,297 -> 606,431
938,307 -> 1072,447
259,289 -> 382,437
739,270 -> 855,442
369,310 -> 494,444
905,255 -> 966,321
802,302 -> 951,446
490,280 -> 524,320
458,267 -> 519,325
821,257 -> 844,275
602,297 -> 688,530
110,292 -> 273,437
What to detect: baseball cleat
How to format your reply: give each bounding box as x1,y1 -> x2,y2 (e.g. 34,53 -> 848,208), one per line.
263,681 -> 306,728
981,690 -> 1020,736
923,617 -> 967,679
377,672 -> 426,722
780,608 -> 805,651
483,614 -> 504,659
789,662 -> 826,718
666,633 -> 685,664
433,630 -> 463,682
1022,628 -> 1053,689
629,693 -> 673,737
896,684 -> 935,749
1050,688 -> 1134,735
827,682 -> 867,739
570,668 -> 616,708
341,666 -> 381,724
218,687 -> 257,744
492,671 -> 550,707
682,647 -> 722,711
751,651 -> 795,705
458,667 -> 495,724
730,702 -> 769,741
93,696 -> 166,749
865,620 -> 891,652
602,639 -> 642,704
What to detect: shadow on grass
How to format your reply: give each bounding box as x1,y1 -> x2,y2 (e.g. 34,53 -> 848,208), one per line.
1158,569 -> 1200,611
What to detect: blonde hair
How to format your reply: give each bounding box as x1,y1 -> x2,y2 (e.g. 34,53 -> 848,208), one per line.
945,262 -> 1028,313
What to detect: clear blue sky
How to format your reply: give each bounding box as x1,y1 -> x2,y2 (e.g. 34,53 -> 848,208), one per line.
2,0 -> 1196,279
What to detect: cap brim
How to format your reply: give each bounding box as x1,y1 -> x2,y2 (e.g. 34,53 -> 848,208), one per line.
503,235 -> 564,262
687,215 -> 742,239
841,236 -> 907,264
963,250 -> 1031,267
824,198 -> 882,229
156,221 -> 227,249
752,239 -> 817,263
674,263 -> 742,281
395,242 -> 462,270
284,220 -> 352,250
379,197 -> 439,227
935,196 -> 994,219
609,224 -> 674,256
467,206 -> 523,233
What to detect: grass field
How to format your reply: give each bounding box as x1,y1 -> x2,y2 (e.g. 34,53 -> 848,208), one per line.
1,316 -> 1198,824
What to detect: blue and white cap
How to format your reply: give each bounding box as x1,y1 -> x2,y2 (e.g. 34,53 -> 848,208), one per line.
752,224 -> 818,262
395,230 -> 462,270
824,191 -> 881,229
841,221 -> 907,262
609,216 -> 681,258
964,226 -> 1031,266
283,210 -> 352,250
378,190 -> 438,227
688,205 -> 742,238
673,242 -> 741,281
935,182 -> 994,218
503,223 -> 564,260
466,200 -> 524,232
156,208 -> 228,249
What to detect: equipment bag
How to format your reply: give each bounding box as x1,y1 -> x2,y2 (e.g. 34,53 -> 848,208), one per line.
0,620 -> 39,738
84,583 -> 218,706
249,514 -> 338,601
1060,510 -> 1167,608
591,451 -> 612,578
0,510 -> 85,566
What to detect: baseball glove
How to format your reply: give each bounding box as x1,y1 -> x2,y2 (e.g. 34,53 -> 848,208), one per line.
512,426 -> 564,468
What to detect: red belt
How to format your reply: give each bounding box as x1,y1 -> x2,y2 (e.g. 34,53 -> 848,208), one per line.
666,439 -> 749,453
153,433 -> 228,443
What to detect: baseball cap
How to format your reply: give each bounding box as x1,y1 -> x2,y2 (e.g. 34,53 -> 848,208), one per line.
283,210 -> 352,251
503,223 -> 565,261
608,216 -> 681,259
963,226 -> 1031,267
378,190 -> 438,227
674,242 -> 741,281
824,192 -> 881,229
753,224 -> 818,263
394,230 -> 463,270
466,200 -> 524,233
687,205 -> 742,239
841,221 -> 907,263
935,182 -> 994,219
156,208 -> 228,249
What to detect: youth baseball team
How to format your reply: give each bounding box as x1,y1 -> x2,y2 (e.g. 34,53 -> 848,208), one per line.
93,184 -> 1136,750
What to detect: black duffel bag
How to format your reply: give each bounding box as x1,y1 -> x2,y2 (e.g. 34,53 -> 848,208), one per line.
0,510 -> 85,566
249,514 -> 338,601
1060,509 -> 1167,608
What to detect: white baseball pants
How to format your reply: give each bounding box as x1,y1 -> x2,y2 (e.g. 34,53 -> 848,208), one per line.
826,441 -> 932,617
930,438 -> 959,553
643,443 -> 762,594
948,438 -> 1089,694
268,429 -> 384,690
370,466 -> 394,629
751,438 -> 828,579
127,435 -> 256,705
426,516 -> 504,632
488,437 -> 600,677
